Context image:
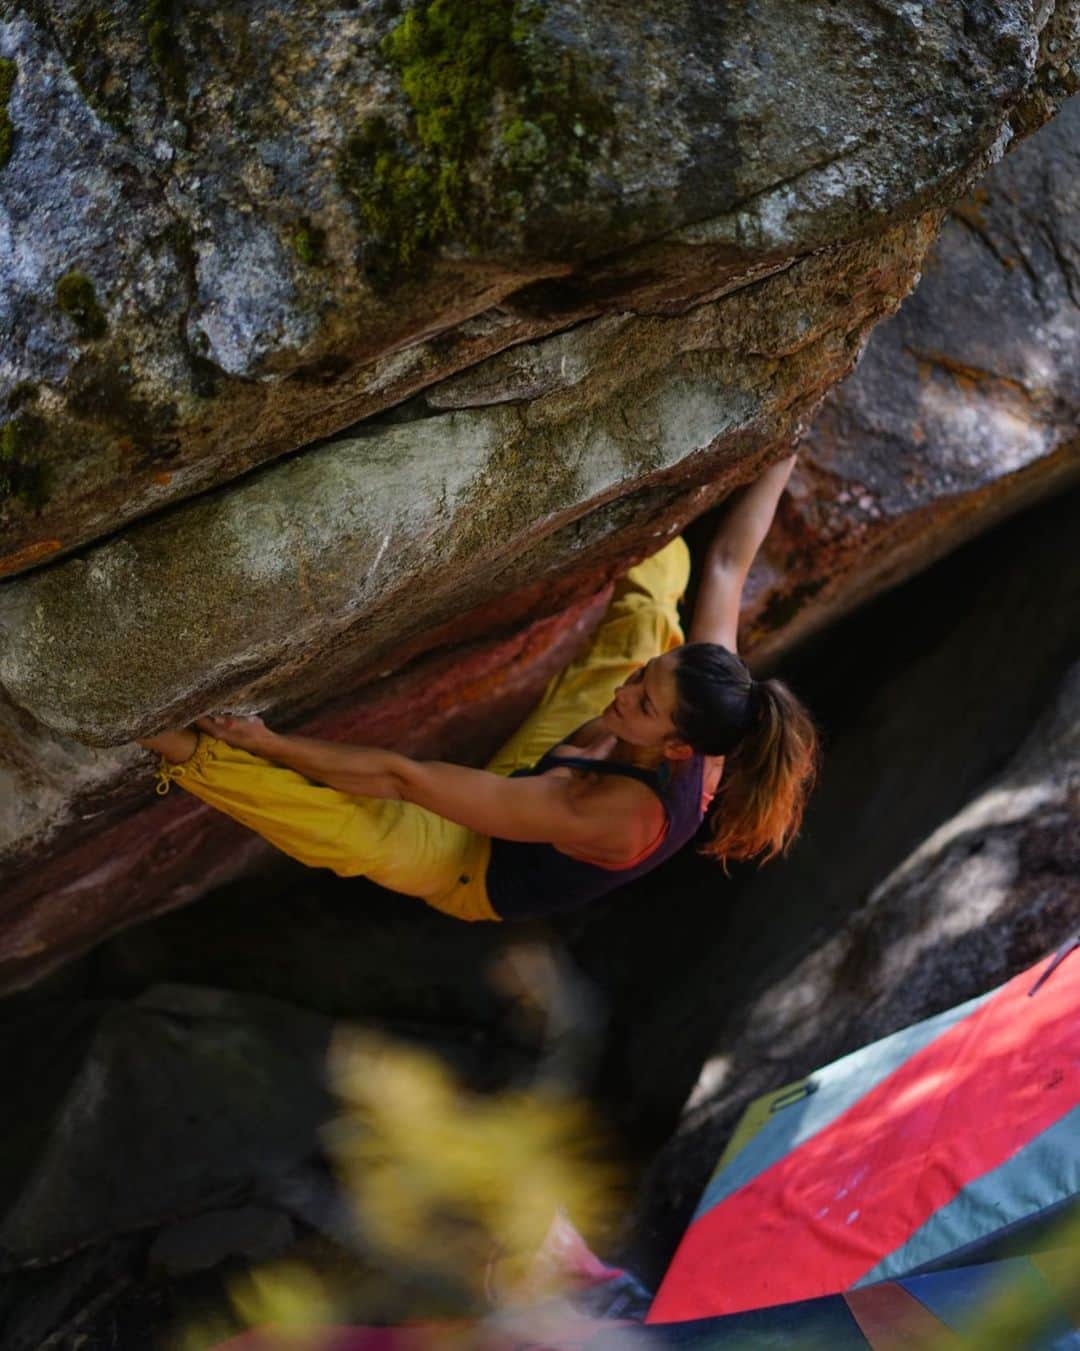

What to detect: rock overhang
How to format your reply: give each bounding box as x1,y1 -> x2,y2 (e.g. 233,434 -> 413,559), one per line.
0,218 -> 936,746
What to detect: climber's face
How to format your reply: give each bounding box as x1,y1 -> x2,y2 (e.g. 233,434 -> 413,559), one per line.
600,651 -> 691,758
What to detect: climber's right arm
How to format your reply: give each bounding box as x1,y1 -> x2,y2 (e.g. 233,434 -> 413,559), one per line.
196,715 -> 615,853
196,716 -> 410,801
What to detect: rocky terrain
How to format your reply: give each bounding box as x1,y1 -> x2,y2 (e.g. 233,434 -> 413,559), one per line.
2,6 -> 1079,994
741,93 -> 1080,659
0,2 -> 1078,1343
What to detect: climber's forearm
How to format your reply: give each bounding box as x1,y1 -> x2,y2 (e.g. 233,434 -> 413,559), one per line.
688,454 -> 796,649
259,731 -> 410,800
706,454 -> 795,574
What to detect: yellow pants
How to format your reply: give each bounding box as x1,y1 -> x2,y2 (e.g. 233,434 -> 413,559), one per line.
164,537 -> 690,921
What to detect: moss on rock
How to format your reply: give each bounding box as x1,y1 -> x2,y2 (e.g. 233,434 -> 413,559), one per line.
0,414 -> 51,511
0,58 -> 17,170
293,219 -> 327,267
337,0 -> 613,282
70,7 -> 133,131
141,0 -> 187,104
56,271 -> 108,340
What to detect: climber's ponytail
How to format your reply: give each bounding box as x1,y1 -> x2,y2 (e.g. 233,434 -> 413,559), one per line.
699,677 -> 817,865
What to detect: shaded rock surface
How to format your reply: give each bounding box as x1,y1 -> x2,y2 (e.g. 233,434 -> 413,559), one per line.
0,1237 -> 139,1351
0,984 -> 333,1267
623,659 -> 1080,1284
729,661 -> 1080,1068
147,1206 -> 296,1278
1,0 -> 1071,571
741,93 -> 1080,659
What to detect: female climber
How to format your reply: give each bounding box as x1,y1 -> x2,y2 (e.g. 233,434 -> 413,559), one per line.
140,455 -> 817,922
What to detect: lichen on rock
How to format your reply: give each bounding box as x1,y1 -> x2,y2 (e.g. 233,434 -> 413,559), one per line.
0,411 -> 50,510
2,1 -> 1074,574
140,0 -> 186,104
292,219 -> 326,267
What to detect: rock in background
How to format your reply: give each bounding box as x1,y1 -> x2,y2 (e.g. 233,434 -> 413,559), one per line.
0,985 -> 334,1266
740,93 -> 1080,659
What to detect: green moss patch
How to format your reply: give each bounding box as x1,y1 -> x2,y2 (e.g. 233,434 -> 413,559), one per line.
0,414 -> 51,511
0,58 -> 16,170
141,0 -> 187,103
293,219 -> 327,266
56,271 -> 108,340
338,0 -> 613,282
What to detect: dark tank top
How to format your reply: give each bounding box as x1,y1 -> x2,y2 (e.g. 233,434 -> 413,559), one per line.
485,741 -> 707,920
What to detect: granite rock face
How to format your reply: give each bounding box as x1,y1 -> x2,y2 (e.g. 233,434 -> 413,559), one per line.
741,93 -> 1080,659
0,0 -> 1073,573
0,218 -> 934,747
0,591 -> 607,994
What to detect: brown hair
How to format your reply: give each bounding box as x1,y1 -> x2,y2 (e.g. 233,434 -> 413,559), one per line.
672,646 -> 818,866
700,678 -> 818,864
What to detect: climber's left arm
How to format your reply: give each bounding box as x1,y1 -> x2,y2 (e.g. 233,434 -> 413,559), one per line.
688,453 -> 796,652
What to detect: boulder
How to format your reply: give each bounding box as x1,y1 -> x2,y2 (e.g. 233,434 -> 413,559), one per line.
0,591 -> 606,995
1,3 -> 1078,999
0,1238 -> 139,1351
0,984 -> 333,1267
0,193 -> 926,988
146,1206 -> 296,1278
740,94 -> 1080,660
0,217 -> 934,747
1,0 -> 1069,572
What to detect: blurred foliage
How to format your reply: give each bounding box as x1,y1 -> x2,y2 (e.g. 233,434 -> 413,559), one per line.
942,1208 -> 1080,1350
326,1029 -> 622,1306
178,1023 -> 622,1348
